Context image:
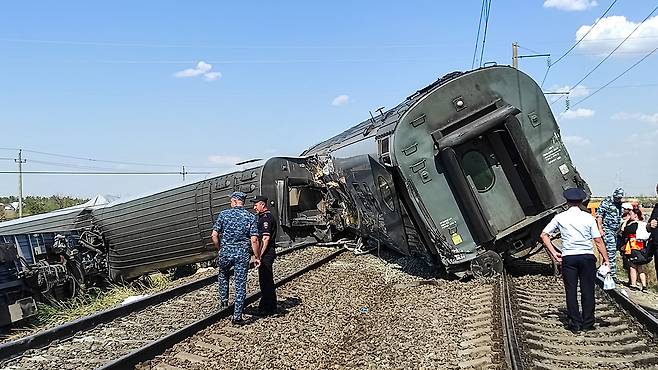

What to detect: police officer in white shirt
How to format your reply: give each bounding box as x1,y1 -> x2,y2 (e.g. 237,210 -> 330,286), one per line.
540,188 -> 610,333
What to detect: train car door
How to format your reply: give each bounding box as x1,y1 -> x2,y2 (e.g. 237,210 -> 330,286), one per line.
455,135 -> 525,233
367,156 -> 410,254
334,155 -> 410,255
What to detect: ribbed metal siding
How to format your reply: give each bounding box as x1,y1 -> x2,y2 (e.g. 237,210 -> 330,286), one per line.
99,166 -> 264,281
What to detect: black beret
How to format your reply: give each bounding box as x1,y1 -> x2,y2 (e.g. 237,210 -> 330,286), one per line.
563,188 -> 587,202
250,195 -> 268,203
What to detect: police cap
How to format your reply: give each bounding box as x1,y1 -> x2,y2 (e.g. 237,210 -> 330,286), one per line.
563,188 -> 587,202
230,191 -> 247,202
250,195 -> 268,203
612,187 -> 625,199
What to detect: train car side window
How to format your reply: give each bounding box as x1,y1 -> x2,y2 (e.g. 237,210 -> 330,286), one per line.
462,150 -> 495,192
377,176 -> 395,211
379,137 -> 392,165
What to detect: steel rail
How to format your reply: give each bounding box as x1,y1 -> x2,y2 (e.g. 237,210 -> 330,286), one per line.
595,276 -> 658,335
550,241 -> 658,334
500,271 -> 524,370
0,244 -> 307,360
98,247 -> 345,370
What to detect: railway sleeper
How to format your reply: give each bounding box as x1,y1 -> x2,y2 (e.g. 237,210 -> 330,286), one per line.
530,348 -> 658,366
525,330 -> 639,343
526,337 -> 648,353
523,321 -> 630,333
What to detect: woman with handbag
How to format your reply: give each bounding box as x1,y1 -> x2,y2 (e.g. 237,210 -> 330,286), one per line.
621,209 -> 652,292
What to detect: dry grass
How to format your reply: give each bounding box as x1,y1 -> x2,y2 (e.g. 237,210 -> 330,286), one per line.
35,273 -> 171,326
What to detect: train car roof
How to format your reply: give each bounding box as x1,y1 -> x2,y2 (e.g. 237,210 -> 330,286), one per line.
301,70 -> 465,156
0,195 -> 113,235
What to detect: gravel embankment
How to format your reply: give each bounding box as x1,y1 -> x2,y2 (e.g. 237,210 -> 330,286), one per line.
140,251 -> 502,369
1,246 -> 335,370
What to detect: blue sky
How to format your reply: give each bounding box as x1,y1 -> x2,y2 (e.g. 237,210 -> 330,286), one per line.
1,0 -> 657,198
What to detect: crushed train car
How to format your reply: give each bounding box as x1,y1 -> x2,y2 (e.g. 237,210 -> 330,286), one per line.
0,66 -> 589,326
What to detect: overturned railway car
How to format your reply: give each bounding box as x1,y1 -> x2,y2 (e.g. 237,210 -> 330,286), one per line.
0,66 -> 588,326
303,66 -> 589,275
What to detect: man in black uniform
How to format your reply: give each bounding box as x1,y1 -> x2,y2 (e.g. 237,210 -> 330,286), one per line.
251,195 -> 278,315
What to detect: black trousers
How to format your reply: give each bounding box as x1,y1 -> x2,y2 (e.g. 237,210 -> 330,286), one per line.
562,254 -> 596,330
258,246 -> 277,313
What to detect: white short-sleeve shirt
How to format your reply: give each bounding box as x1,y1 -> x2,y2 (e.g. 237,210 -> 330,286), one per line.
542,206 -> 601,256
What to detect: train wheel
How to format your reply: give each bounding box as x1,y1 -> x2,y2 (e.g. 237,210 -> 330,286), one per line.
471,250 -> 503,278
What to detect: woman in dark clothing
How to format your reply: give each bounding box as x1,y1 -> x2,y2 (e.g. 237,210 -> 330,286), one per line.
622,209 -> 651,291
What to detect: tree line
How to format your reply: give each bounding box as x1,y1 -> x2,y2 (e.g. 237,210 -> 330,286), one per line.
0,195 -> 89,220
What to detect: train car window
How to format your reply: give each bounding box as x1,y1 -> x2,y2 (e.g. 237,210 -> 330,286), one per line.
462,150 -> 495,192
379,138 -> 392,165
289,188 -> 300,206
377,176 -> 395,211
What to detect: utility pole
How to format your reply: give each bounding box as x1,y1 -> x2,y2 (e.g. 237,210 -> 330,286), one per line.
14,149 -> 26,218
512,42 -> 519,69
512,41 -> 550,70
181,165 -> 186,181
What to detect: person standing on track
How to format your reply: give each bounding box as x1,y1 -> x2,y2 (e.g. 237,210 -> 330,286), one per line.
596,187 -> 624,281
211,191 -> 260,325
251,195 -> 278,316
541,188 -> 610,333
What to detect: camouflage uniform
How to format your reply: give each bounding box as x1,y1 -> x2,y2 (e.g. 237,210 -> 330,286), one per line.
596,188 -> 624,277
213,195 -> 258,321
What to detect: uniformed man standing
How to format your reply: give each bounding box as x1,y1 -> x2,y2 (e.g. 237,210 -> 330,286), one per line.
250,195 -> 278,316
596,187 -> 624,280
541,188 -> 610,333
211,191 -> 260,325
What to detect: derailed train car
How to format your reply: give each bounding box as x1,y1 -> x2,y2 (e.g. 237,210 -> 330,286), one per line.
302,66 -> 590,276
0,66 -> 588,326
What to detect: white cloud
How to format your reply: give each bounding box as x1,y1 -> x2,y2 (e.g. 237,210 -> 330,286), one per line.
576,16 -> 658,55
559,108 -> 595,120
563,135 -> 591,145
173,61 -> 221,81
543,0 -> 597,11
611,112 -> 658,125
208,155 -> 242,166
203,72 -> 222,81
331,95 -> 350,106
549,84 -> 590,98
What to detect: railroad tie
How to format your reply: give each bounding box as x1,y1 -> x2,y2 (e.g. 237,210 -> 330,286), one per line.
458,356 -> 493,369
530,349 -> 658,365
194,340 -> 224,352
526,337 -> 646,352
525,330 -> 637,343
173,351 -> 210,363
154,363 -> 186,370
208,333 -> 235,344
523,322 -> 629,334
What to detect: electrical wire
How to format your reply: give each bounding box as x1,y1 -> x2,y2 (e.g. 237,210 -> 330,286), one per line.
572,46 -> 658,107
551,0 -> 619,68
541,0 -> 619,87
0,171 -> 212,175
28,159 -> 125,172
471,0 -> 487,69
479,0 -> 493,68
550,3 -> 658,106
0,147 -> 227,169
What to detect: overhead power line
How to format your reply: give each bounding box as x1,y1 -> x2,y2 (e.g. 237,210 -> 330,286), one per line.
551,3 -> 658,106
541,0 -> 619,87
471,0 -> 487,69
0,147 -> 223,169
0,171 -> 212,175
479,0 -> 493,68
572,46 -> 658,107
552,0 -> 619,68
